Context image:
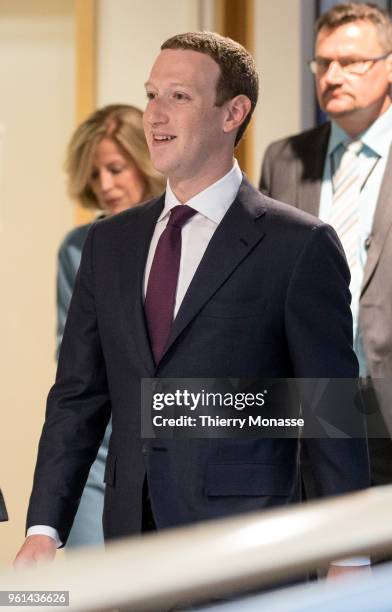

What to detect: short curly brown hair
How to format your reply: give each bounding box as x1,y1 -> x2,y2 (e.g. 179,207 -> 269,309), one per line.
161,32 -> 259,146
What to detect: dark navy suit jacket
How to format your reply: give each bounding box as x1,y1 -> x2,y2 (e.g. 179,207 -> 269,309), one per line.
27,177 -> 369,544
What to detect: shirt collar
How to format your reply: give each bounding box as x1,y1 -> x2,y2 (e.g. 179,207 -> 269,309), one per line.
159,159 -> 243,225
327,122 -> 347,157
328,104 -> 392,158
360,104 -> 392,157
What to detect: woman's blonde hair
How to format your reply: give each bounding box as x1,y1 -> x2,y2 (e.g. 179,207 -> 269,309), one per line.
65,104 -> 165,209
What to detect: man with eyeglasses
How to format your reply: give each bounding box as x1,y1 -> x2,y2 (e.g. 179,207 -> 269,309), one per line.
260,1 -> 392,528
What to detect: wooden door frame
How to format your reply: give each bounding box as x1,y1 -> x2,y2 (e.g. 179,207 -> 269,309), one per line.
74,0 -> 96,225
215,0 -> 255,181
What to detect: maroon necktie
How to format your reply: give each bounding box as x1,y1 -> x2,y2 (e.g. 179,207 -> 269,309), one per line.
145,205 -> 197,363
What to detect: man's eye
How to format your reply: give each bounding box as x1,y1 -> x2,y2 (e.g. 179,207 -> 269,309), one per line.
319,59 -> 330,70
345,59 -> 366,68
146,92 -> 156,100
173,92 -> 189,101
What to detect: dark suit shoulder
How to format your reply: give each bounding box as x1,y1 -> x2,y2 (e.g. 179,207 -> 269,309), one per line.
261,192 -> 324,230
240,177 -> 326,244
265,123 -> 330,162
260,124 -> 330,209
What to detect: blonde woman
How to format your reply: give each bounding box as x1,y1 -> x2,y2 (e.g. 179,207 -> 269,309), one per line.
57,104 -> 164,547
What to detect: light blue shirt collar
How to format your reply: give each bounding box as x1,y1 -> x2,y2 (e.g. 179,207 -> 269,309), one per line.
361,104 -> 392,157
328,104 -> 392,158
160,159 -> 243,225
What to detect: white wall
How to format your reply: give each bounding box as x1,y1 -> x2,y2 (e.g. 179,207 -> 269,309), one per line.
97,0 -> 200,109
0,0 -> 74,566
252,0 -> 316,181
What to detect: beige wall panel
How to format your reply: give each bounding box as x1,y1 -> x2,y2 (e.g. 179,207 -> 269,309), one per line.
0,0 -> 75,566
253,0 -> 315,181
97,0 -> 199,109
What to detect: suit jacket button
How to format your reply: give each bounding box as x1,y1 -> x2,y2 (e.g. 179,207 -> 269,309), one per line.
141,444 -> 149,455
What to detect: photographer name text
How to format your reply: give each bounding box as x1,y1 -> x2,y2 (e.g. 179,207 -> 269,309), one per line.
152,415 -> 304,429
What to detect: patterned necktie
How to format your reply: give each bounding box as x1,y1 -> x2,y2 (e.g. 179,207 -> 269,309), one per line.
145,205 -> 197,364
330,139 -> 363,296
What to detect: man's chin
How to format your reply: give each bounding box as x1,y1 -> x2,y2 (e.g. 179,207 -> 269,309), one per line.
323,102 -> 354,118
149,155 -> 173,177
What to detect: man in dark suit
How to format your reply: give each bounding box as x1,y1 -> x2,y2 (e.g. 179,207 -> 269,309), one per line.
260,3 -> 392,489
16,32 -> 368,576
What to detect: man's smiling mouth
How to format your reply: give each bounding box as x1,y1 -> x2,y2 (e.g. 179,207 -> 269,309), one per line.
153,134 -> 176,143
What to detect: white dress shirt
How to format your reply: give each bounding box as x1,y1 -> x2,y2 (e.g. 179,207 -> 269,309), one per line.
144,159 -> 243,315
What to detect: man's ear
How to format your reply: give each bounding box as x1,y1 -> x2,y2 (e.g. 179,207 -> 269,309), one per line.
222,95 -> 252,135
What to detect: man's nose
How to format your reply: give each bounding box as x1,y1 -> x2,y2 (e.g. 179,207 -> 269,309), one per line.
145,98 -> 169,125
324,60 -> 345,83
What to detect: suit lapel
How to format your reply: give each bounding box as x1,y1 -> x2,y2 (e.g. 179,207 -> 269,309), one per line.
118,196 -> 165,374
361,144 -> 392,295
296,123 -> 330,216
161,178 -> 266,361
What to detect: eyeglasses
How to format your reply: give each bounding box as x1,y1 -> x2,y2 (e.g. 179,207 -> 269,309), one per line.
308,52 -> 391,76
